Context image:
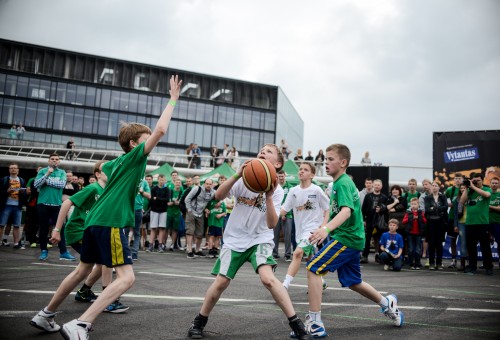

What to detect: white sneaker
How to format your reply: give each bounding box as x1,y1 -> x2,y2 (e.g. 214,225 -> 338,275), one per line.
305,314 -> 328,338
381,294 -> 404,327
61,319 -> 92,339
384,264 -> 389,271
30,309 -> 61,333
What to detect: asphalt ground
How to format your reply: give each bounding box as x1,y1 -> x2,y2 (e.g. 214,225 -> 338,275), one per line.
0,243 -> 499,340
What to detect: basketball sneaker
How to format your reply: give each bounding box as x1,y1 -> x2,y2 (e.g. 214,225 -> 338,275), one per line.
289,317 -> 313,339
30,309 -> 61,333
75,288 -> 97,303
381,294 -> 404,327
103,300 -> 129,313
188,314 -> 208,339
60,319 -> 92,339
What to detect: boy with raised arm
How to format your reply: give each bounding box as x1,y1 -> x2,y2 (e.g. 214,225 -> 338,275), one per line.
187,144 -> 311,340
306,144 -> 404,337
30,76 -> 182,339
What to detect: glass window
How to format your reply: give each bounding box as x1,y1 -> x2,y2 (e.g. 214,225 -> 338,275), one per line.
49,82 -> 57,102
100,89 -> 111,109
85,87 -> 96,106
95,88 -> 101,107
195,103 -> 205,121
97,111 -> 109,135
73,108 -> 84,133
167,120 -> 178,144
264,132 -> 274,144
5,75 -> 17,96
0,73 -> 6,94
54,105 -> 64,130
76,85 -> 86,105
128,92 -> 138,112
232,128 -> 242,149
264,112 -> 275,130
242,109 -> 252,128
28,78 -> 41,99
241,129 -> 251,153
66,84 -> 77,104
193,123 -> 203,145
177,100 -> 188,119
109,112 -> 119,136
250,129 -> 260,152
1,98 -> 14,124
185,122 -> 195,145
151,96 -> 162,116
203,125 -> 212,147
119,91 -> 129,111
234,108 -> 244,127
214,126 -> 225,148
176,121 -> 187,145
13,100 -> 26,125
225,107 -> 235,126
110,90 -> 120,110
137,94 -> 147,113
40,80 -> 51,101
56,82 -> 67,103
224,128 -> 234,147
63,106 -> 74,131
37,103 -> 49,129
83,109 -> 93,133
186,101 -> 196,120
25,102 -> 37,128
251,111 -> 261,129
47,104 -> 54,129
16,76 -> 29,97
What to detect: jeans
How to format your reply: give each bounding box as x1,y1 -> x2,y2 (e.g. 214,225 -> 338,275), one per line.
457,222 -> 468,258
379,251 -> 403,271
407,234 -> 422,266
273,217 -> 292,257
466,224 -> 493,270
0,205 -> 22,226
37,204 -> 67,253
132,209 -> 143,258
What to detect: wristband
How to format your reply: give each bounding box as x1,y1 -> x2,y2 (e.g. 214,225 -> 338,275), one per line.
233,173 -> 240,179
322,226 -> 331,233
168,100 -> 177,107
54,228 -> 61,232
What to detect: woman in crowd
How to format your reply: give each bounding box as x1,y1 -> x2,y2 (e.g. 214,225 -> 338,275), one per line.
424,181 -> 448,270
315,149 -> 325,176
294,148 -> 304,162
210,145 -> 219,168
387,185 -> 408,262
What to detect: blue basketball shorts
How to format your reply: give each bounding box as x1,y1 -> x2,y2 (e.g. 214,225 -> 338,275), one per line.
80,226 -> 133,268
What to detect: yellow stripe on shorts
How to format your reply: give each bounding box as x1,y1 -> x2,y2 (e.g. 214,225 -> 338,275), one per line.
306,240 -> 347,275
111,227 -> 124,266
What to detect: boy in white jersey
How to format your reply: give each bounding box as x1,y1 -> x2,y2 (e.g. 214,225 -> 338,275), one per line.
281,163 -> 330,292
187,144 -> 311,340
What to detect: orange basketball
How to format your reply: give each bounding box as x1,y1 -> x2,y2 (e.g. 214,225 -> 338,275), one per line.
242,159 -> 277,193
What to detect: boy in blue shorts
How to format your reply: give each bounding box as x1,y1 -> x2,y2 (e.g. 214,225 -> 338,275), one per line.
188,144 -> 311,340
205,198 -> 226,258
34,75 -> 182,339
306,144 -> 404,338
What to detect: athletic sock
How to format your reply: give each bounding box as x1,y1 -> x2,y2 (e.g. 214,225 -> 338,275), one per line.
308,311 -> 322,322
43,307 -> 55,315
287,314 -> 299,323
379,297 -> 389,308
81,283 -> 92,291
283,274 -> 294,289
198,313 -> 208,322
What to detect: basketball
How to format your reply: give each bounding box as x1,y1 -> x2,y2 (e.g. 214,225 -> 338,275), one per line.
242,159 -> 277,193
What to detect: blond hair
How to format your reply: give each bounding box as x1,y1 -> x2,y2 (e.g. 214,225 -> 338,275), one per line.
326,144 -> 351,166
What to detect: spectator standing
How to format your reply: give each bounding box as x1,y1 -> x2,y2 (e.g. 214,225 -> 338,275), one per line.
9,125 -> 17,139
361,151 -> 371,166
403,178 -> 420,209
444,173 -> 464,268
361,179 -> 388,264
0,163 -> 27,248
205,199 -> 226,258
488,177 -> 500,268
379,219 -> 404,271
62,171 -> 79,202
88,175 -> 96,184
16,123 -> 26,139
186,143 -> 194,168
304,151 -> 314,162
78,177 -> 85,189
315,149 -> 325,176
386,185 -> 408,262
66,138 -> 76,160
185,178 -> 215,258
167,178 -> 184,250
34,153 -> 75,261
272,170 -> 294,261
359,177 -> 373,208
190,143 -> 202,169
147,174 -> 170,252
402,198 -> 427,269
280,139 -> 291,160
229,146 -> 240,170
419,178 -> 433,266
210,145 -> 219,168
454,184 -> 468,270
222,144 -> 230,163
294,148 -> 304,162
460,172 -> 493,275
423,182 -> 448,270
132,177 -> 151,260
24,166 -> 42,247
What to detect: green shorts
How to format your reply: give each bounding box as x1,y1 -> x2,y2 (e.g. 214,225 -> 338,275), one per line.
211,243 -> 277,280
297,238 -> 316,257
166,214 -> 180,231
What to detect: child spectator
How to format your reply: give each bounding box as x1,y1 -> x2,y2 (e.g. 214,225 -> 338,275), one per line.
205,199 -> 226,258
167,178 -> 183,251
379,219 -> 405,271
402,198 -> 427,270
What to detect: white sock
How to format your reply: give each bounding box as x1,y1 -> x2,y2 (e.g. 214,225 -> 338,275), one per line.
283,274 -> 294,288
308,311 -> 322,322
379,297 -> 388,308
43,307 -> 55,315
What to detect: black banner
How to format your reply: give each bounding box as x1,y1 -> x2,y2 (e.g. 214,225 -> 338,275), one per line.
433,130 -> 500,187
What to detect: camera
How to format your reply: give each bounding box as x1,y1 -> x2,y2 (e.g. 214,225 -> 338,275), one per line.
463,177 -> 471,187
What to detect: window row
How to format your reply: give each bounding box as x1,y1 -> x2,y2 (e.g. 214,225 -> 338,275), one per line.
0,98 -> 275,153
0,73 -> 276,131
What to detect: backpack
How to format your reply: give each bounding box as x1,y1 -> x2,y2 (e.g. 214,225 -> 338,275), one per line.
179,186 -> 202,215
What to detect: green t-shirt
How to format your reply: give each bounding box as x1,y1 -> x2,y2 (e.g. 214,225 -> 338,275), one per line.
134,179 -> 151,210
403,191 -> 420,209
329,173 -> 365,251
207,200 -> 226,228
489,191 -> 500,224
36,167 -> 66,206
86,142 -> 148,228
65,182 -> 104,245
445,186 -> 460,218
465,187 -> 491,225
167,187 -> 184,216
281,182 -> 294,218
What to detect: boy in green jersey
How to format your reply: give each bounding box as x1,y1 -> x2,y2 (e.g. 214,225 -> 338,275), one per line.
205,198 -> 226,258
167,178 -> 183,250
306,144 -> 404,337
31,76 -> 182,339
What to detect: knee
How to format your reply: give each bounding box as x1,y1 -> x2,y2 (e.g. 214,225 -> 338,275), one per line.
260,275 -> 278,290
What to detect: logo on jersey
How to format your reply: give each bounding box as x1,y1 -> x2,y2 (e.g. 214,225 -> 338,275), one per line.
237,193 -> 266,212
296,199 -> 315,212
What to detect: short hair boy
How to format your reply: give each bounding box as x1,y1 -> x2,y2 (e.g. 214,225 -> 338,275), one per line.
379,219 -> 405,271
306,144 -> 404,337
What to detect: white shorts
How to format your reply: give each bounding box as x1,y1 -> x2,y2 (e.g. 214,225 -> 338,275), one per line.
150,211 -> 167,229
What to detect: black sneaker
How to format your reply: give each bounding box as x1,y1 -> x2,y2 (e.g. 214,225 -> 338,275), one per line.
188,314 -> 208,339
187,252 -> 195,259
289,317 -> 312,340
195,251 -> 206,257
285,256 -> 292,262
75,289 -> 97,302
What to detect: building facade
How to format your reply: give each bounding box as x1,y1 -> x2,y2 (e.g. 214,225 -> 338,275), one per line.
0,39 -> 303,161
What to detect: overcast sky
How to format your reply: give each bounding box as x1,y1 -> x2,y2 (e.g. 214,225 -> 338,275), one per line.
1,0 -> 499,175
